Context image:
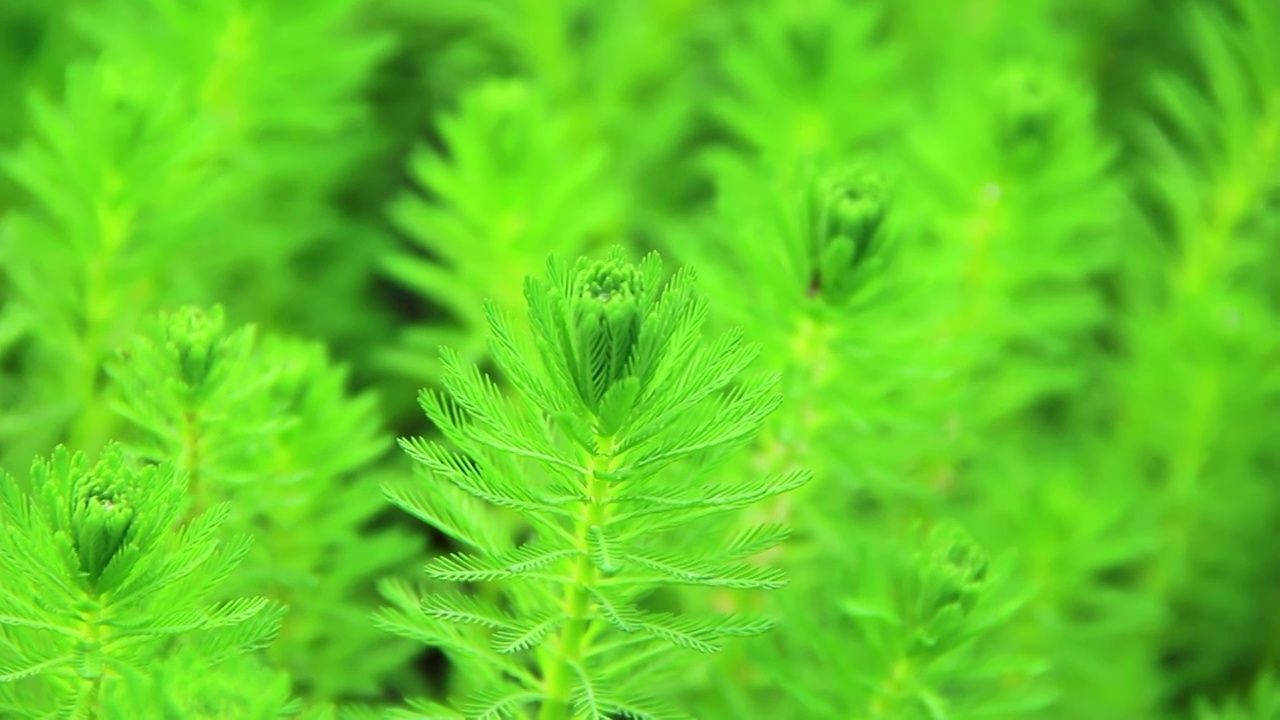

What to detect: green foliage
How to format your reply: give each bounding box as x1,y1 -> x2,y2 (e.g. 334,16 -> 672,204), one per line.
713,0 -> 902,161
1121,0 -> 1280,705
1195,676 -> 1280,720
0,445 -> 282,717
0,60 -> 223,465
384,80 -> 623,386
107,306 -> 423,700
380,249 -> 807,718
0,0 -> 392,471
740,525 -> 1050,720
1,0 -> 1278,717
75,0 -> 396,347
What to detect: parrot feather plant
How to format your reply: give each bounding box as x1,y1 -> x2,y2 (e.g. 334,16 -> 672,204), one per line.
0,445 -> 284,718
105,306 -> 424,701
378,249 -> 808,718
1,0 -> 1279,717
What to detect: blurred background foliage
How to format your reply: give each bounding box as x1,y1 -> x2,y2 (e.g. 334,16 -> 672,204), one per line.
0,0 -> 1277,716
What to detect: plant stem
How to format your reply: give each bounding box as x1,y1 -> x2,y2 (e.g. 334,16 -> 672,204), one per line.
179,409 -> 206,516
68,201 -> 132,456
76,598 -> 106,719
539,436 -> 612,720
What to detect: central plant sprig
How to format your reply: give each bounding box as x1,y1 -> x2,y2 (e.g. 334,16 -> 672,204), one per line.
381,248 -> 808,719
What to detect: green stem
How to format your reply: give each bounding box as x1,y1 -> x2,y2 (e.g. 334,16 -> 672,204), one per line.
76,598 -> 107,719
748,314 -> 834,531
68,201 -> 132,455
519,0 -> 573,103
179,409 -> 206,516
867,656 -> 913,720
539,436 -> 612,720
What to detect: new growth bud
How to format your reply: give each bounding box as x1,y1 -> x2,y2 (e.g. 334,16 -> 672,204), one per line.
906,524 -> 991,653
116,305 -> 258,413
72,472 -> 137,584
997,65 -> 1064,164
925,528 -> 988,617
569,254 -> 644,410
171,307 -> 226,385
809,165 -> 891,304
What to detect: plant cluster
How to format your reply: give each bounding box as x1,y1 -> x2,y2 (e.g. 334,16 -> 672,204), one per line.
0,0 -> 1277,718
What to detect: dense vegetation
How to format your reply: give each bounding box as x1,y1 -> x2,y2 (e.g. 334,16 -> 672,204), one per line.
1,0 -> 1277,717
